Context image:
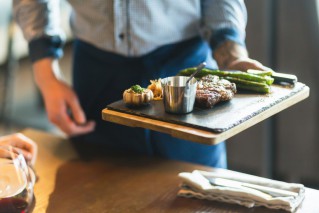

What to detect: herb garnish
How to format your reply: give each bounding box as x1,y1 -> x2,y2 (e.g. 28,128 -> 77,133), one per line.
131,85 -> 145,93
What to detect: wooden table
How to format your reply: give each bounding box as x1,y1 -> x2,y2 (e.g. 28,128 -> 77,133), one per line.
24,128 -> 318,213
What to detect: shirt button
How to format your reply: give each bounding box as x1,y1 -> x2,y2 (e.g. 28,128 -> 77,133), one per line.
119,33 -> 125,39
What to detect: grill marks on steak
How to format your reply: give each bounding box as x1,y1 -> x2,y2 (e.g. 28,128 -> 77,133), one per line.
195,90 -> 221,108
195,75 -> 237,108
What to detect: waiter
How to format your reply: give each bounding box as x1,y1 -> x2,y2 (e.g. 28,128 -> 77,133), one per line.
13,1 -> 269,168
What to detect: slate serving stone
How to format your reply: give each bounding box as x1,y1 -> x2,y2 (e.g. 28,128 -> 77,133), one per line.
107,83 -> 306,133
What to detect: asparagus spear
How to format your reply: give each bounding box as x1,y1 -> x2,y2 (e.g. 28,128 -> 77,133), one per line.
178,68 -> 274,85
247,69 -> 273,76
178,67 -> 273,93
223,77 -> 271,93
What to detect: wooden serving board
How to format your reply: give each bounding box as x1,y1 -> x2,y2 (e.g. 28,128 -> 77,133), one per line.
102,82 -> 309,145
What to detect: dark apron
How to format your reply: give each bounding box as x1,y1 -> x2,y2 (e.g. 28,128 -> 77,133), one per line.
70,37 -> 226,168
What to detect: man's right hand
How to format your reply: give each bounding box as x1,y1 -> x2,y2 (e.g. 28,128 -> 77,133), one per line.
33,58 -> 95,136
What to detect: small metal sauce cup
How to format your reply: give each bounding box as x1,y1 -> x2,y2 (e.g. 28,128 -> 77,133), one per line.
161,76 -> 197,114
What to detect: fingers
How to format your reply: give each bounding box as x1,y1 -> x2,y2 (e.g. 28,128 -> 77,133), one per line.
0,147 -> 12,158
0,133 -> 37,165
67,94 -> 86,125
15,133 -> 38,165
43,84 -> 96,136
55,110 -> 95,136
227,58 -> 271,72
12,147 -> 33,162
48,100 -> 95,136
49,106 -> 95,136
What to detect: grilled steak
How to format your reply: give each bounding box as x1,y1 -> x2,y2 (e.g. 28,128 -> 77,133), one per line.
195,75 -> 236,108
195,90 -> 221,108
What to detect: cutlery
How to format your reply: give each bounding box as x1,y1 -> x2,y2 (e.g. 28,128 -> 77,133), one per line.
186,62 -> 206,85
246,69 -> 298,84
270,72 -> 298,84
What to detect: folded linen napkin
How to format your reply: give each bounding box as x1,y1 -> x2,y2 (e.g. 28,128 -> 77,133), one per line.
178,169 -> 305,212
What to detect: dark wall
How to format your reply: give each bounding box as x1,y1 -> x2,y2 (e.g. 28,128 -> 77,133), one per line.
227,0 -> 319,187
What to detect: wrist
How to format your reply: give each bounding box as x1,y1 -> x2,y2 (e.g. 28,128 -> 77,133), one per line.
213,40 -> 248,69
32,58 -> 61,90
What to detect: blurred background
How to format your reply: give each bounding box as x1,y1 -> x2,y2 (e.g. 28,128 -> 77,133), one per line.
1,1 -> 319,188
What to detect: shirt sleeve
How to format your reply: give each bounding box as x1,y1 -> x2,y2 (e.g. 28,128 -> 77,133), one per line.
201,0 -> 247,49
13,0 -> 65,62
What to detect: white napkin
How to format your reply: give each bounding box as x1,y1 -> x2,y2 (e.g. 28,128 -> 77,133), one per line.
177,169 -> 305,212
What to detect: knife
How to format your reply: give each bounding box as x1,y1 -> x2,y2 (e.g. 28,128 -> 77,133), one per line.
206,176 -> 298,198
271,72 -> 298,84
247,69 -> 298,84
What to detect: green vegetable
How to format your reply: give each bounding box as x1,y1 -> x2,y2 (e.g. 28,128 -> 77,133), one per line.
235,83 -> 271,93
178,68 -> 274,85
130,85 -> 145,93
223,77 -> 271,93
247,69 -> 273,76
264,76 -> 275,85
177,67 -> 274,93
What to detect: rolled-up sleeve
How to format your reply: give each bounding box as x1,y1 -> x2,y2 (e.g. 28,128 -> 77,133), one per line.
202,0 -> 247,49
13,0 -> 65,62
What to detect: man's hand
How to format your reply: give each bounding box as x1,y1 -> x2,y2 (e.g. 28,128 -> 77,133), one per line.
213,40 -> 270,71
226,57 -> 271,71
0,133 -> 37,166
33,58 -> 95,136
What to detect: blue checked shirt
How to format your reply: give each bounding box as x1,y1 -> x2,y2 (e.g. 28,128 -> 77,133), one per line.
13,0 -> 247,62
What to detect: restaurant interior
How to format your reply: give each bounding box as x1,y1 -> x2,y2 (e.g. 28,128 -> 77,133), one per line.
1,0 -> 319,212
